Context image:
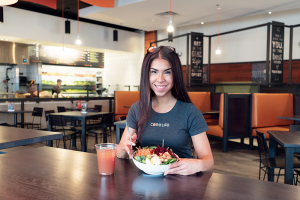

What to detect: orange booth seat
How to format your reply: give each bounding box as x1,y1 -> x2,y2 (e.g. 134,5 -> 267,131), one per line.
252,93 -> 294,139
188,92 -> 218,125
114,91 -> 140,121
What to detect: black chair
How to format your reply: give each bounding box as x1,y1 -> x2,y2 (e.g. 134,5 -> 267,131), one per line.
94,105 -> 102,112
48,115 -> 80,149
256,130 -> 300,182
119,116 -> 126,121
87,113 -> 114,150
57,106 -> 66,113
44,110 -> 55,127
19,107 -> 43,129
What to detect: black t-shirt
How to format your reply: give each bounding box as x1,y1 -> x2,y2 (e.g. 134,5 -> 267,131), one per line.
127,100 -> 209,158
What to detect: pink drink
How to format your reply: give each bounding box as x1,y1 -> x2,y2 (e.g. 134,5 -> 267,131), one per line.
95,144 -> 117,175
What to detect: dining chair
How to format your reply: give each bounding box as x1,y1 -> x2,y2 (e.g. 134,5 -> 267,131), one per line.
119,116 -> 126,121
48,115 -> 80,149
256,130 -> 300,183
87,113 -> 114,150
19,107 -> 43,129
57,106 -> 66,113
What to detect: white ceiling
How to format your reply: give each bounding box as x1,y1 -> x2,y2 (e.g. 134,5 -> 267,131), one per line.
79,0 -> 300,31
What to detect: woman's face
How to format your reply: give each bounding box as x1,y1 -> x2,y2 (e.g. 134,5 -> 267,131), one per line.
149,58 -> 173,97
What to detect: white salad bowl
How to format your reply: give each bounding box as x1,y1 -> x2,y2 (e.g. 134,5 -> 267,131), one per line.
132,158 -> 170,175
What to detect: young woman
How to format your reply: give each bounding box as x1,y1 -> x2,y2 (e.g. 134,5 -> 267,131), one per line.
116,46 -> 214,175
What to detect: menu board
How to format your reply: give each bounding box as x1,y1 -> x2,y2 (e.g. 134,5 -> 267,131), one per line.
270,21 -> 284,84
190,32 -> 203,84
29,45 -> 104,68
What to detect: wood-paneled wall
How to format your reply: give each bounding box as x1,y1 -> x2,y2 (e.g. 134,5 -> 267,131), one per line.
144,31 -> 157,54
181,60 -> 300,84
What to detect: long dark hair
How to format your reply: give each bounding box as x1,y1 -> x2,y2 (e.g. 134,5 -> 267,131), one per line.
137,46 -> 191,139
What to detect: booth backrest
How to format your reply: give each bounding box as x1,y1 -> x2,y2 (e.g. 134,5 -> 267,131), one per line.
188,92 -> 211,112
252,93 -> 294,128
114,91 -> 140,121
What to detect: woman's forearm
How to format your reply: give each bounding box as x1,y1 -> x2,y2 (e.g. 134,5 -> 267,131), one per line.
198,155 -> 214,171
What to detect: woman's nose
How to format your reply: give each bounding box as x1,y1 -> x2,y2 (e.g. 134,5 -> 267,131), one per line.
157,73 -> 164,82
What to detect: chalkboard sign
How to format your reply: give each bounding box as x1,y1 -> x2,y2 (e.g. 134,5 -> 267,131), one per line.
190,32 -> 203,84
252,63 -> 266,84
270,21 -> 284,84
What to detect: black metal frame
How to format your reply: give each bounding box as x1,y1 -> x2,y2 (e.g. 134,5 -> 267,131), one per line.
150,22 -> 300,87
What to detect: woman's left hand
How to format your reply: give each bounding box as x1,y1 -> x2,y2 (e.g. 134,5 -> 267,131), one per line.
164,158 -> 204,176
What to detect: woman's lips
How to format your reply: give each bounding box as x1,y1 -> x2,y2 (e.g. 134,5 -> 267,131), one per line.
154,84 -> 167,91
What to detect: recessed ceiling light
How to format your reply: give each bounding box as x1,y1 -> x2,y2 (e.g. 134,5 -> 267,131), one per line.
84,49 -> 86,51
269,12 -> 272,14
37,43 -> 39,45
87,49 -> 89,51
33,42 -> 35,44
201,22 -> 204,24
0,38 -> 3,40
5,39 -> 8,41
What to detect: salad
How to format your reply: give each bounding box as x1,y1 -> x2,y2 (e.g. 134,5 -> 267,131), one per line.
133,144 -> 178,166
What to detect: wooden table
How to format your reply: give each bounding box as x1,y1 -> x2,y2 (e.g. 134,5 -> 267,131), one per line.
202,110 -> 219,115
0,126 -> 62,150
0,110 -> 35,127
279,115 -> 300,131
48,111 -> 110,152
267,130 -> 300,185
114,120 -> 126,144
0,147 -> 300,199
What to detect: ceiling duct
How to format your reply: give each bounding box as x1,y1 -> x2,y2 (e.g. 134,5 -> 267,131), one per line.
155,11 -> 179,18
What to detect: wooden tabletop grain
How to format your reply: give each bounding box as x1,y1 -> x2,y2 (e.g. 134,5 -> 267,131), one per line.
267,131 -> 300,148
0,127 -> 62,150
0,147 -> 299,200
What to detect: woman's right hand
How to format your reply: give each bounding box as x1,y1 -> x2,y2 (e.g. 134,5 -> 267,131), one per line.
122,134 -> 137,159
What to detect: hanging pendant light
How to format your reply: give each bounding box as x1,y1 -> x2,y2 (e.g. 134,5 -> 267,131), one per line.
0,7 -> 3,23
152,19 -> 155,46
168,32 -> 173,43
0,0 -> 18,6
216,4 -> 221,55
75,0 -> 81,45
167,0 -> 174,32
65,8 -> 70,34
113,29 -> 118,42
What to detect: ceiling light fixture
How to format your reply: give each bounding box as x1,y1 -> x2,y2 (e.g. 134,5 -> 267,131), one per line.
65,8 -> 70,34
0,38 -> 3,40
113,29 -> 118,42
268,12 -> 272,14
201,22 -> 204,25
33,42 -> 35,44
0,7 -> 3,23
168,32 -> 173,43
5,39 -> 8,41
0,0 -> 18,6
216,4 -> 221,55
75,0 -> 81,45
167,0 -> 174,32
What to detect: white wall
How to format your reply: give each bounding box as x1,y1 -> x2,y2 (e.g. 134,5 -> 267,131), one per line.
102,52 -> 144,95
0,7 -> 144,54
157,8 -> 300,65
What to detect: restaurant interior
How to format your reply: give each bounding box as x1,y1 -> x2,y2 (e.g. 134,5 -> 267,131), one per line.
1,0 -> 300,199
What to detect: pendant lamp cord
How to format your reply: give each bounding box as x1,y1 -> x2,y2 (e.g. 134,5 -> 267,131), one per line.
218,9 -> 220,45
77,0 -> 79,34
62,0 -> 64,48
170,0 -> 171,17
153,21 -> 154,46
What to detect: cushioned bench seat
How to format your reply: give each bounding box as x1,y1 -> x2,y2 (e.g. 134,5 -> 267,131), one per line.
206,125 -> 223,137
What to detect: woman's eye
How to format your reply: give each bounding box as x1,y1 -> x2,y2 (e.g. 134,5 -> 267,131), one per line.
151,71 -> 157,74
164,71 -> 171,75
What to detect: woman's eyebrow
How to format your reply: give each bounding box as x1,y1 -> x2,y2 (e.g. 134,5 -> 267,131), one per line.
164,68 -> 172,71
150,68 -> 158,71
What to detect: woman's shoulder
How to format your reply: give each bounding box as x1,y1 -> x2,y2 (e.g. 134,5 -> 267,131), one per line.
177,100 -> 202,114
129,101 -> 140,112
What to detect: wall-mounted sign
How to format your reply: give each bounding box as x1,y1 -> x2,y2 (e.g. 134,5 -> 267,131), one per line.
190,32 -> 203,84
270,21 -> 284,84
252,63 -> 266,84
29,46 -> 104,68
